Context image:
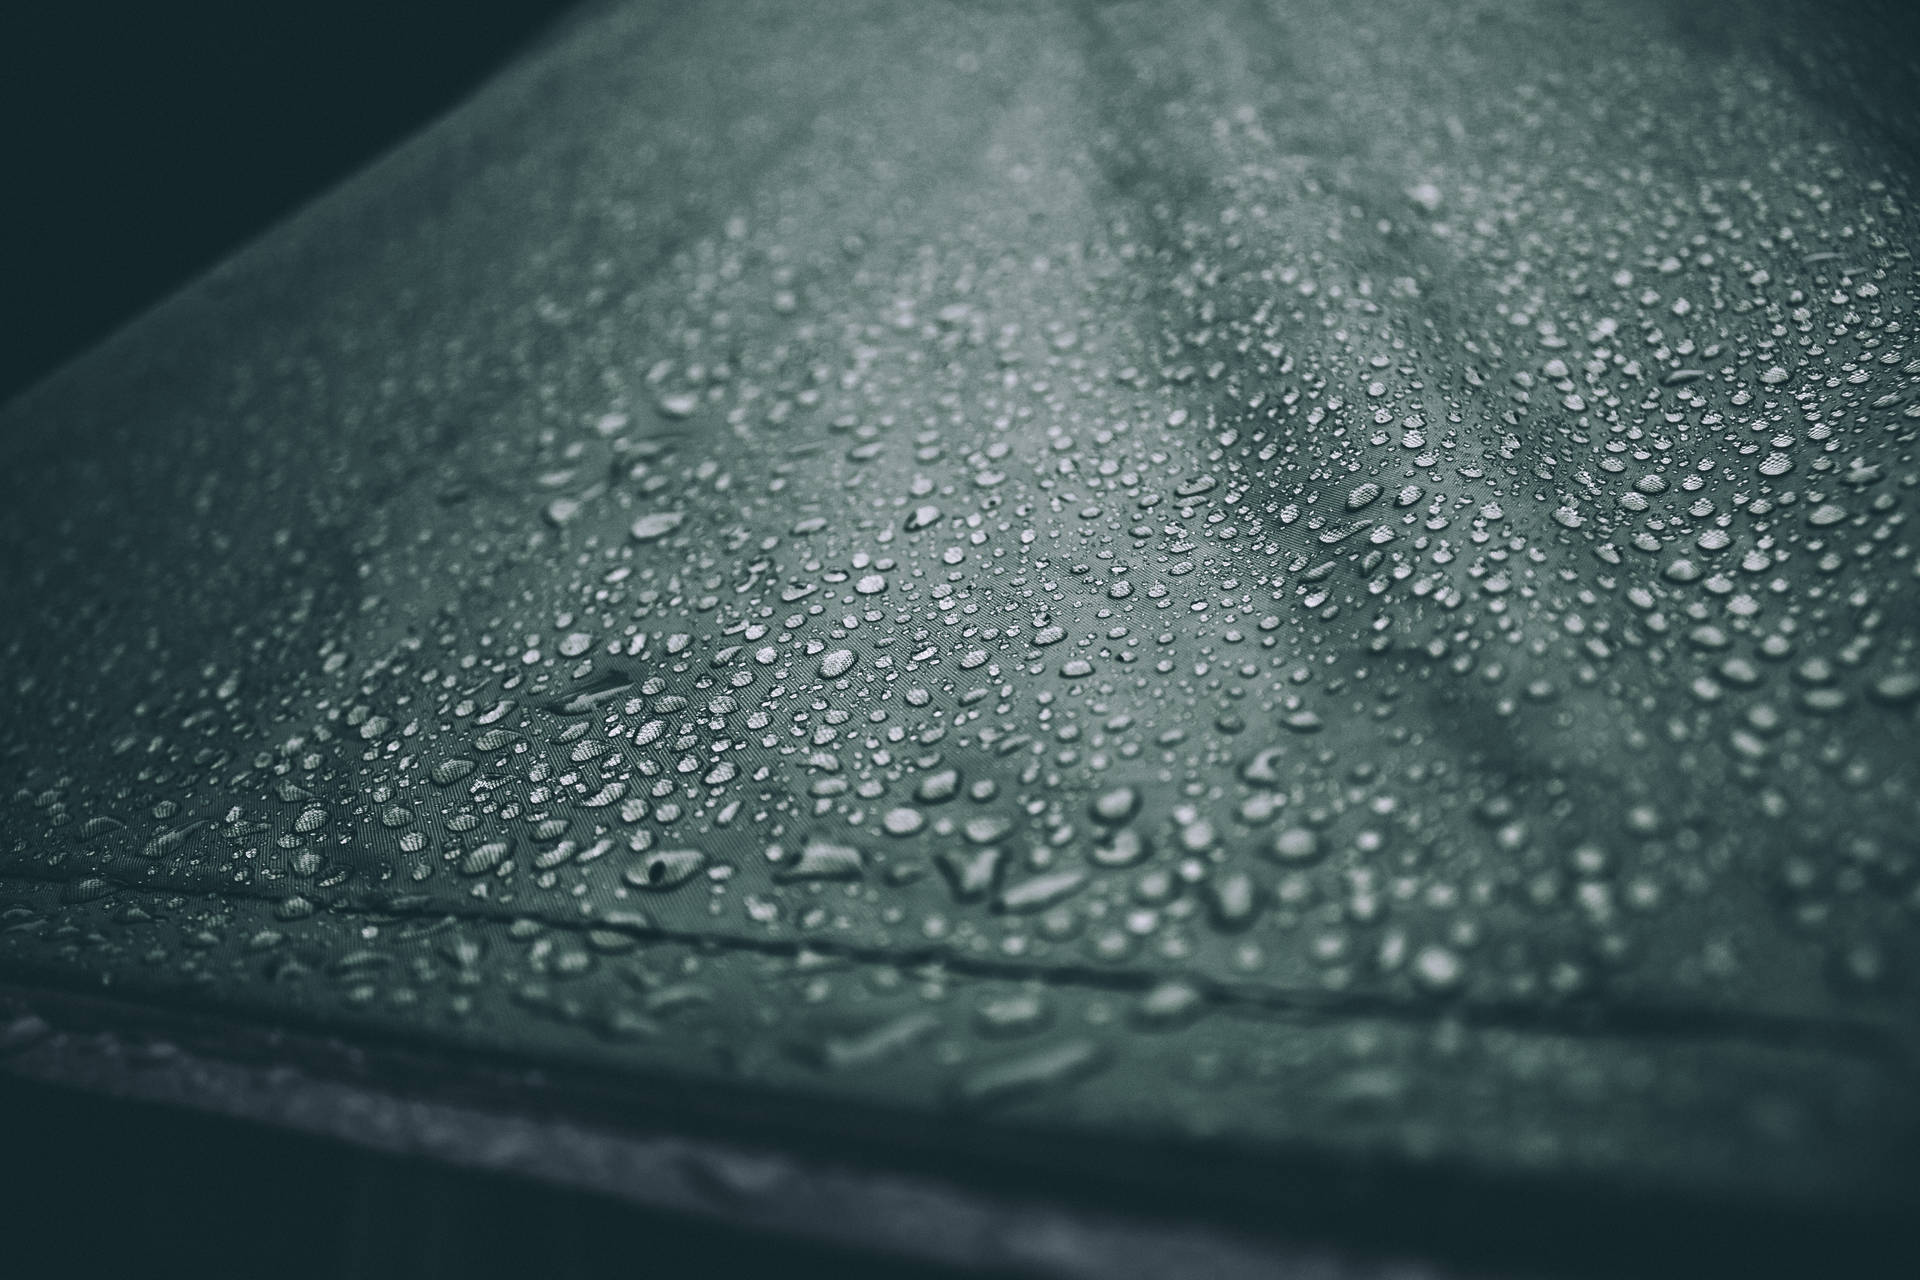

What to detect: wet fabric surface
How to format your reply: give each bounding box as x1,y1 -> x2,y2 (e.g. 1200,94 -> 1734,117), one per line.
3,0 -> 1918,1255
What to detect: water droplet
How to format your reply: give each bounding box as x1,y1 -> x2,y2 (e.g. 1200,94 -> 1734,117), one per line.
625,848 -> 706,890
955,1040 -> 1109,1107
630,512 -> 686,541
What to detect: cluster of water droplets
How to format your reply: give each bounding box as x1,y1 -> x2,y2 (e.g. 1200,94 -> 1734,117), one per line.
1,0 -> 1915,1189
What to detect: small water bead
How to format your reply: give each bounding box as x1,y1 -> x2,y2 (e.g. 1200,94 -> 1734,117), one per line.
1205,872 -> 1261,930
624,848 -> 706,890
1090,787 -> 1140,824
1134,980 -> 1206,1028
629,512 -> 686,541
996,869 -> 1087,913
1270,828 -> 1321,863
975,991 -> 1051,1037
881,807 -> 926,835
1411,946 -> 1465,994
954,1040 -> 1109,1107
916,769 -> 962,803
776,840 -> 866,881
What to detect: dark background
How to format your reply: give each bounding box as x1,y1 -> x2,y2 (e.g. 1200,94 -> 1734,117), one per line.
1,2 -> 581,406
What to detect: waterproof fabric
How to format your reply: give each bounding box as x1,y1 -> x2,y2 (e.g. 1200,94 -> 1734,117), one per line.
3,0 -> 1918,1240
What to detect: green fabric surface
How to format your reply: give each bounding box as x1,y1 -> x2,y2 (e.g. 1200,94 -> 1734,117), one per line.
3,0 -> 1917,1230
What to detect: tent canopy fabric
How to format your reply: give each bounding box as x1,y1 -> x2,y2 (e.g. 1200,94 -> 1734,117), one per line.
3,1 -> 1918,1272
